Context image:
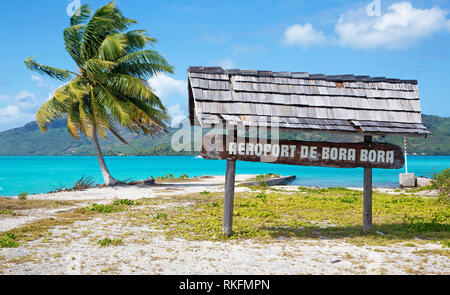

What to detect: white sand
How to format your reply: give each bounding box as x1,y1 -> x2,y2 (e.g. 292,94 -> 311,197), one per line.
26,175 -> 255,201
1,175 -> 448,275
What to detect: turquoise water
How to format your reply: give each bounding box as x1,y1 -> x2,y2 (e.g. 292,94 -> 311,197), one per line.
0,156 -> 448,197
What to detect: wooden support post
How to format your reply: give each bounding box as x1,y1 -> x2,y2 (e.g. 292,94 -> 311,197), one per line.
363,136 -> 373,232
223,159 -> 236,237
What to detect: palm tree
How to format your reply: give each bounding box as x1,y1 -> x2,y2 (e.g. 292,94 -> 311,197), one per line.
25,2 -> 174,186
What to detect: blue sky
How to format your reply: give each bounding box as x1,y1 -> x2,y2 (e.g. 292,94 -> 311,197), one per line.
0,0 -> 449,131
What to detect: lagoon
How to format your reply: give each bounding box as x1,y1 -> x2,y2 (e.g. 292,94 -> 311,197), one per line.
0,156 -> 449,197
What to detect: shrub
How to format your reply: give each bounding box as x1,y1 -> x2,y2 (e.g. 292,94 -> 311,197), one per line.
113,199 -> 137,206
154,213 -> 168,220
87,203 -> 114,213
403,213 -> 450,232
429,168 -> 449,202
86,199 -> 137,213
50,176 -> 95,193
338,196 -> 359,203
256,193 -> 268,202
97,237 -> 123,247
72,176 -> 95,191
0,233 -> 20,248
18,192 -> 29,200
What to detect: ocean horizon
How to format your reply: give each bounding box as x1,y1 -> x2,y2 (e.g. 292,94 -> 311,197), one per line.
0,155 -> 449,197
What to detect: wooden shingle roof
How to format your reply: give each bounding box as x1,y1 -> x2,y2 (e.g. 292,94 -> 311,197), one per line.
188,67 -> 430,137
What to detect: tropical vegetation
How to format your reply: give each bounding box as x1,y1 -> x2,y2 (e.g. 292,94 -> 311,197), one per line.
24,2 -> 173,185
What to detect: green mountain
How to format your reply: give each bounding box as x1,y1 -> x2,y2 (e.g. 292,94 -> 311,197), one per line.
0,120 -> 196,156
0,114 -> 448,156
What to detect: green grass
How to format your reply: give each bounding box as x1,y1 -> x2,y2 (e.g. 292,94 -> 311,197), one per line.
2,188 -> 449,249
145,189 -> 450,245
86,199 -> 138,213
113,199 -> 138,206
97,237 -> 123,247
154,213 -> 168,220
0,233 -> 20,248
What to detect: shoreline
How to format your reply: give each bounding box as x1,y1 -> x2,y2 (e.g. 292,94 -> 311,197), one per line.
1,156 -> 447,197
0,173 -> 436,199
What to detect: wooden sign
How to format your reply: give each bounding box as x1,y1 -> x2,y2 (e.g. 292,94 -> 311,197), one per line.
201,135 -> 404,169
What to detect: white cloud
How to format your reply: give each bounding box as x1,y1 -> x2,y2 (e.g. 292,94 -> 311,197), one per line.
147,74 -> 188,127
0,103 -> 35,129
0,75 -> 61,130
147,74 -> 187,101
232,44 -> 264,55
202,33 -> 227,44
0,91 -> 37,113
167,104 -> 186,127
0,89 -> 46,131
31,75 -> 45,87
30,75 -> 60,100
0,76 -> 9,87
216,58 -> 236,69
335,1 -> 450,49
283,23 -> 326,49
0,105 -> 20,123
283,1 -> 450,50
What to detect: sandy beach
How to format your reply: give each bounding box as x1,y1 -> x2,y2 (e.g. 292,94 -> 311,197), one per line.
1,175 -> 448,275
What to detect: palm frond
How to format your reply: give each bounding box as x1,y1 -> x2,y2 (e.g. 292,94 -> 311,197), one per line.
25,57 -> 73,81
64,24 -> 85,66
95,83 -> 132,127
66,102 -> 83,139
70,4 -> 92,26
104,74 -> 166,110
67,115 -> 81,139
122,94 -> 169,134
84,59 -> 117,82
124,30 -> 157,54
36,98 -> 68,132
98,33 -> 128,61
78,95 -> 94,138
115,50 -> 174,79
81,1 -> 136,61
68,77 -> 90,99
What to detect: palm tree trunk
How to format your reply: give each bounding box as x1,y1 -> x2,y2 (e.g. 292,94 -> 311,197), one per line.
92,126 -> 120,186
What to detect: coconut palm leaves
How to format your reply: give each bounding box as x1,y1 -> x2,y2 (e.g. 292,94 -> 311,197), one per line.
25,1 -> 173,185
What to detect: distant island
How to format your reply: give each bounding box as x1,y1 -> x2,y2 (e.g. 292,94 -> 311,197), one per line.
0,114 -> 448,156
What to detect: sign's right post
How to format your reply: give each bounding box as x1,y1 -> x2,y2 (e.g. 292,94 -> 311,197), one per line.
363,136 -> 373,232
